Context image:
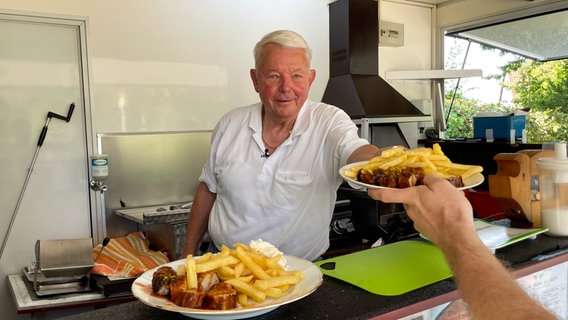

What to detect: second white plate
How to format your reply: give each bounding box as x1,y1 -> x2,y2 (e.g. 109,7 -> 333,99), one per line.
132,255 -> 323,319
339,161 -> 484,190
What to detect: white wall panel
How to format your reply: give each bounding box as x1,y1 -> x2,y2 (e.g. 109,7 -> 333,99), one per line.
379,1 -> 433,105
0,0 -> 331,134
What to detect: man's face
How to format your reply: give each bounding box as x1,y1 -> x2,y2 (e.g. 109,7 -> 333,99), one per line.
250,43 -> 316,119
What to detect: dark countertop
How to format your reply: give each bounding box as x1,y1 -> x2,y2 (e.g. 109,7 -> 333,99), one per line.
57,234 -> 568,320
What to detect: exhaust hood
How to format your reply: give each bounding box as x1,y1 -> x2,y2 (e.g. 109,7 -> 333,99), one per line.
322,0 -> 427,121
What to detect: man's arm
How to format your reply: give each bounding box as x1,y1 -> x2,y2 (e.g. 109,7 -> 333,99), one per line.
182,182 -> 216,256
441,232 -> 557,320
347,144 -> 381,164
368,175 -> 557,320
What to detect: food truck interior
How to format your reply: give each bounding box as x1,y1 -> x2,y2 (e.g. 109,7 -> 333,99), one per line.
1,1 -> 568,319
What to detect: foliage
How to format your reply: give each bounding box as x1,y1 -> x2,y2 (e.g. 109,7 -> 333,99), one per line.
525,108 -> 568,143
505,59 -> 568,113
443,92 -> 479,138
444,91 -> 515,139
505,59 -> 568,143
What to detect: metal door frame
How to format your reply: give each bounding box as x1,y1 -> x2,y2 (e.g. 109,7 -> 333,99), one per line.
0,9 -> 102,243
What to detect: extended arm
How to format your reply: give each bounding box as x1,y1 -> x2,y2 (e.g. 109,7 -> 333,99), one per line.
368,175 -> 557,320
182,182 -> 216,256
441,229 -> 555,320
347,144 -> 381,164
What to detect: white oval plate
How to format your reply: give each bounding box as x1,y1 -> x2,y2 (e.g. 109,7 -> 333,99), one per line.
339,161 -> 484,190
131,255 -> 323,319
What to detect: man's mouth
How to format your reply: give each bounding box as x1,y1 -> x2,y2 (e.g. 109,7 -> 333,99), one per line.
276,97 -> 296,103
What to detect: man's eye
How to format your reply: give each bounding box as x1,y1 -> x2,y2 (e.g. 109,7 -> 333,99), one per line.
268,74 -> 280,79
292,74 -> 303,79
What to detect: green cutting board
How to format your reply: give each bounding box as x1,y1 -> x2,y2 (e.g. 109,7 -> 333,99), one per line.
315,240 -> 452,296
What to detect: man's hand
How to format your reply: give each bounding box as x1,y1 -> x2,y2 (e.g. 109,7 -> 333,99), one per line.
367,174 -> 475,249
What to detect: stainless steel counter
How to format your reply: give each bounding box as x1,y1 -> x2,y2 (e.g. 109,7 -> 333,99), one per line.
7,275 -> 135,314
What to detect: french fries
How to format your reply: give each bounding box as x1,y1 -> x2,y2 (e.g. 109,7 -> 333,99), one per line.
235,246 -> 271,280
194,255 -> 240,273
186,254 -> 198,289
225,278 -> 266,302
254,273 -> 304,291
182,243 -> 303,307
345,143 -> 483,184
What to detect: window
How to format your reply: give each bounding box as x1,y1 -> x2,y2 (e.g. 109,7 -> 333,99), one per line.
442,9 -> 568,143
446,10 -> 568,62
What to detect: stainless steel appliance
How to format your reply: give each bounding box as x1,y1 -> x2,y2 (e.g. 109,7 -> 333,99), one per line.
325,186 -> 418,258
345,187 -> 417,242
22,238 -> 93,296
114,203 -> 191,260
97,131 -> 212,244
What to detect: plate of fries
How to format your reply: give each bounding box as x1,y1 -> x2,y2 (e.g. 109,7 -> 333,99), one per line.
131,244 -> 323,319
340,144 -> 484,190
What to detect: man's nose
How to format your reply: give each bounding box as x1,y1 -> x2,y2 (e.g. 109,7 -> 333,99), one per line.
279,75 -> 292,92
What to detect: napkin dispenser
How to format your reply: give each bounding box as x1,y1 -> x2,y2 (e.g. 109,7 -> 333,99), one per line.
489,149 -> 554,228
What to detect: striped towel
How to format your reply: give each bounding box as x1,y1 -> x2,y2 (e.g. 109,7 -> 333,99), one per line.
90,231 -> 169,278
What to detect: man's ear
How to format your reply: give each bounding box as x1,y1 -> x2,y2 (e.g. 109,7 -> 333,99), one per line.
309,69 -> 316,86
250,68 -> 260,93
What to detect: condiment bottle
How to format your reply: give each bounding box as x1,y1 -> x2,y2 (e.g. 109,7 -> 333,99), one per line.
538,143 -> 568,236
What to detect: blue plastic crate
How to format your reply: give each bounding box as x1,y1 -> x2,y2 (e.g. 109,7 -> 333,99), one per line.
473,115 -> 526,139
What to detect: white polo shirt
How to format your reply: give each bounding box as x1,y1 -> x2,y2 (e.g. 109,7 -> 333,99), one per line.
200,100 -> 368,261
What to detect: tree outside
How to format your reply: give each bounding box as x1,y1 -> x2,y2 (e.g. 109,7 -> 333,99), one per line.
444,39 -> 568,144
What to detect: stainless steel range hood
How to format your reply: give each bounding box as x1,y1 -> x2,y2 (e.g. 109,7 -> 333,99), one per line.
322,0 -> 428,122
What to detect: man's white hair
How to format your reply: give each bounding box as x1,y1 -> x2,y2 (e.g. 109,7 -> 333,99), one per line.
253,30 -> 312,68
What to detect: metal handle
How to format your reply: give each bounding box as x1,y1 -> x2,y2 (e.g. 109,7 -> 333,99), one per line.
94,237 -> 110,263
0,102 -> 76,262
38,103 -> 75,147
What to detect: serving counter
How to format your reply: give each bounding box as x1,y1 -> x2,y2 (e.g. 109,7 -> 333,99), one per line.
53,234 -> 568,320
7,275 -> 136,314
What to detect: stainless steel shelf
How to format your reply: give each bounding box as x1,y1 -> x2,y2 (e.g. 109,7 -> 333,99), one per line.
352,116 -> 432,141
384,69 -> 483,80
351,116 -> 432,125
115,203 -> 191,225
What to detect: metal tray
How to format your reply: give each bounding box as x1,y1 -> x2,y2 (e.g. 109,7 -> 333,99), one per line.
115,203 -> 191,225
22,266 -> 84,285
